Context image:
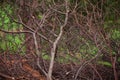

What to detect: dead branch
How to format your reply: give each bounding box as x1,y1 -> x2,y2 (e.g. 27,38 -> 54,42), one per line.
47,0 -> 69,80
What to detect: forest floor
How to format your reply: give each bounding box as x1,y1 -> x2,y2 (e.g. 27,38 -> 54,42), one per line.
0,53 -> 120,80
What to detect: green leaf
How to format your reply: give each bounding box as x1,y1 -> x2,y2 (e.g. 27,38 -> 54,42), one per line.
4,17 -> 10,23
43,55 -> 50,60
98,61 -> 112,67
38,15 -> 43,19
15,36 -> 21,44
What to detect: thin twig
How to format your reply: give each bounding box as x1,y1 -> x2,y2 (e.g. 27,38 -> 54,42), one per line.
0,28 -> 32,34
88,63 -> 103,80
0,72 -> 15,80
74,46 -> 104,80
11,15 -> 53,43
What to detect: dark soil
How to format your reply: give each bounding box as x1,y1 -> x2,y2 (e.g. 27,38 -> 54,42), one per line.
0,53 -> 119,80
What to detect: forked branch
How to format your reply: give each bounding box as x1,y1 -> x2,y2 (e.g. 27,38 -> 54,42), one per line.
47,0 -> 69,80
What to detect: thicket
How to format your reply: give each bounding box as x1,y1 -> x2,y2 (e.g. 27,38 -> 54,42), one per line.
0,0 -> 120,80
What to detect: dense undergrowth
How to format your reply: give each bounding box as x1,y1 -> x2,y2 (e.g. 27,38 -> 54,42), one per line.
0,0 -> 120,80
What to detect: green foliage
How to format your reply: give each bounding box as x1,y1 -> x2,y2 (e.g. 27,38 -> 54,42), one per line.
42,52 -> 50,60
0,0 -> 119,65
0,39 -> 6,50
0,3 -> 25,53
0,34 -> 24,52
111,29 -> 120,40
98,61 -> 112,67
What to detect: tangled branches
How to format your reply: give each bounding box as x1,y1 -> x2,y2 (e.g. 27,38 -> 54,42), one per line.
0,0 -> 120,80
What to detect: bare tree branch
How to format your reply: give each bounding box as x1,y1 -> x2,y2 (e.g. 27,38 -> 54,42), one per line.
32,32 -> 48,77
47,0 -> 69,80
0,28 -> 32,34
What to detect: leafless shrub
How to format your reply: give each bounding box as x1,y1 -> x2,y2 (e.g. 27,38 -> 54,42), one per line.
0,0 -> 120,80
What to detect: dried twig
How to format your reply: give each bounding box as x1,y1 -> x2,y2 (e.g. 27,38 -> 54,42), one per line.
0,72 -> 15,80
